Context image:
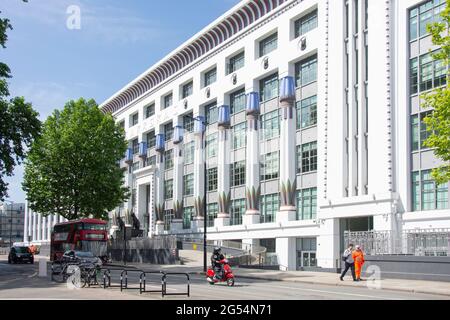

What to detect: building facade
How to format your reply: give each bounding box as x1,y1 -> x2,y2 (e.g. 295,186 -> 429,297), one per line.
24,0 -> 450,270
0,202 -> 25,246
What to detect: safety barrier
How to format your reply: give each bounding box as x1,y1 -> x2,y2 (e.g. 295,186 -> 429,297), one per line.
162,273 -> 190,297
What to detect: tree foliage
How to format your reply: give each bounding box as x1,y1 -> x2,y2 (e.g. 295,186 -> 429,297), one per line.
0,0 -> 41,201
422,0 -> 450,184
23,98 -> 129,220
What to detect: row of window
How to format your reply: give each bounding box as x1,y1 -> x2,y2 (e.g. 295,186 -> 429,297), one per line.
173,187 -> 318,229
410,50 -> 446,95
125,53 -> 318,131
412,170 -> 448,212
409,0 -> 446,41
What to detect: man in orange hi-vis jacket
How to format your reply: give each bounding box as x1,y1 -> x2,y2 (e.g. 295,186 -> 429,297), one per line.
352,245 -> 365,281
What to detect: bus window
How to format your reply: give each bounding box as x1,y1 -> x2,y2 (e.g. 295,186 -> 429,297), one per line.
82,223 -> 106,231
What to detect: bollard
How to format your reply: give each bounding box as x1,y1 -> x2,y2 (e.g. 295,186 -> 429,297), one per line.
38,259 -> 47,278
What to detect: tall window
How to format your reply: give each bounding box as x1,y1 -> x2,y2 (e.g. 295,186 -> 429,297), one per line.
184,114 -> 194,133
182,81 -> 193,99
230,88 -> 246,114
204,68 -> 217,87
164,150 -> 173,170
146,131 -> 156,149
227,51 -> 245,74
145,103 -> 155,119
410,58 -> 419,95
183,207 -> 194,229
297,142 -> 318,174
164,210 -> 174,231
231,161 -> 246,187
297,188 -> 317,220
184,141 -> 194,164
130,113 -> 139,127
411,111 -> 434,152
295,55 -> 318,87
131,139 -> 139,155
261,152 -> 279,181
294,9 -> 318,38
206,133 -> 218,158
260,73 -> 279,102
205,103 -> 218,125
164,179 -> 173,200
260,194 -> 279,223
230,199 -> 245,226
297,95 -> 317,129
233,122 -> 247,150
183,174 -> 194,196
164,123 -> 174,141
163,93 -> 173,109
207,203 -> 218,227
207,167 -> 218,192
412,170 -> 448,211
409,1 -> 446,41
259,32 -> 278,57
261,110 -> 280,140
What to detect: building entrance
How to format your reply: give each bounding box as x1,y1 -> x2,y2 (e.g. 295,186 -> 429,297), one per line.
339,217 -> 374,253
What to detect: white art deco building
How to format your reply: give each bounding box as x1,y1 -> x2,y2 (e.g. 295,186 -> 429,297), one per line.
25,0 -> 450,271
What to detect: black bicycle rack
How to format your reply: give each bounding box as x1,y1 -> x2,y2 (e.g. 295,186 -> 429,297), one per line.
102,268 -> 123,289
120,269 -> 145,292
139,271 -> 166,296
162,273 -> 190,298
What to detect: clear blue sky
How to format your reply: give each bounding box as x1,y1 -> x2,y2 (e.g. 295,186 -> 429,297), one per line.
2,0 -> 241,204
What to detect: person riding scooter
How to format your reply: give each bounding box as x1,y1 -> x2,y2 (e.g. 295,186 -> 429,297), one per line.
211,247 -> 225,280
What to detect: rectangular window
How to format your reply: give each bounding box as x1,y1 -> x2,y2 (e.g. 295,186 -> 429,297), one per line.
164,209 -> 174,231
206,133 -> 218,158
230,88 -> 246,114
182,81 -> 193,99
183,174 -> 194,196
260,194 -> 279,224
297,95 -> 317,129
148,155 -> 156,167
146,131 -> 156,149
205,102 -> 218,125
183,207 -> 194,229
410,58 -> 418,95
232,122 -> 247,150
164,149 -> 173,170
230,199 -> 245,226
411,115 -> 420,152
261,110 -> 280,140
164,93 -> 173,109
207,167 -> 218,192
130,113 -> 139,127
412,51 -> 446,94
259,32 -> 278,57
164,179 -> 173,200
207,203 -> 218,227
412,170 -> 449,211
131,139 -> 139,155
204,68 -> 217,87
184,141 -> 194,165
294,10 -> 318,38
261,152 -> 279,181
183,114 -> 194,133
260,73 -> 279,102
295,55 -> 318,87
231,161 -> 246,187
420,53 -> 434,92
164,123 -> 174,141
227,51 -> 245,74
420,112 -> 434,150
145,103 -> 155,119
118,121 -> 125,129
298,141 -> 318,174
296,188 -> 317,220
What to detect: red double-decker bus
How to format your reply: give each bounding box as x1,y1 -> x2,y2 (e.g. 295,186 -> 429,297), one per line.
50,219 -> 108,261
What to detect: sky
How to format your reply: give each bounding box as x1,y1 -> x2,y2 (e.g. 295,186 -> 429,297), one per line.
1,0 -> 241,205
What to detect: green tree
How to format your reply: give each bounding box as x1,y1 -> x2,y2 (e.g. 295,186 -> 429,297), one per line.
422,0 -> 450,184
0,0 -> 41,201
23,98 -> 129,220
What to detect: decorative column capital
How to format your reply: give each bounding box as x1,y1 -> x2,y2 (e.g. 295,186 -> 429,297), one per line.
279,76 -> 296,104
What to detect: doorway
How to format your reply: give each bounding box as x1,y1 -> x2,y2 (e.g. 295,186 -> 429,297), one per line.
339,217 -> 374,253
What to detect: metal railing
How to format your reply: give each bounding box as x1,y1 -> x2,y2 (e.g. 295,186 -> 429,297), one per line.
344,228 -> 450,256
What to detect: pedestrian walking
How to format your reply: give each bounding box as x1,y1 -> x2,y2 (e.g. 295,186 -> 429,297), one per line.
352,245 -> 365,281
340,244 -> 356,281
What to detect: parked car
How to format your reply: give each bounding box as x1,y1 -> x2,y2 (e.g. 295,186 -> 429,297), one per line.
61,250 -> 102,267
8,246 -> 34,264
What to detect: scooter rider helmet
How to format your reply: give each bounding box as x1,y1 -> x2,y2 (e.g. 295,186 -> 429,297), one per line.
213,246 -> 222,255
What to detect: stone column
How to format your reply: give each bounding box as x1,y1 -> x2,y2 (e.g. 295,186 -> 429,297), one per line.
31,212 -> 36,242
277,76 -> 297,223
171,121 -> 184,232
192,115 -> 206,230
215,105 -> 232,227
47,215 -> 52,241
244,92 -> 261,225
23,203 -> 29,243
154,132 -> 166,235
37,213 -> 42,242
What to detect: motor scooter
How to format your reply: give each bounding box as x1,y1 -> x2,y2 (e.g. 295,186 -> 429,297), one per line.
206,259 -> 235,286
